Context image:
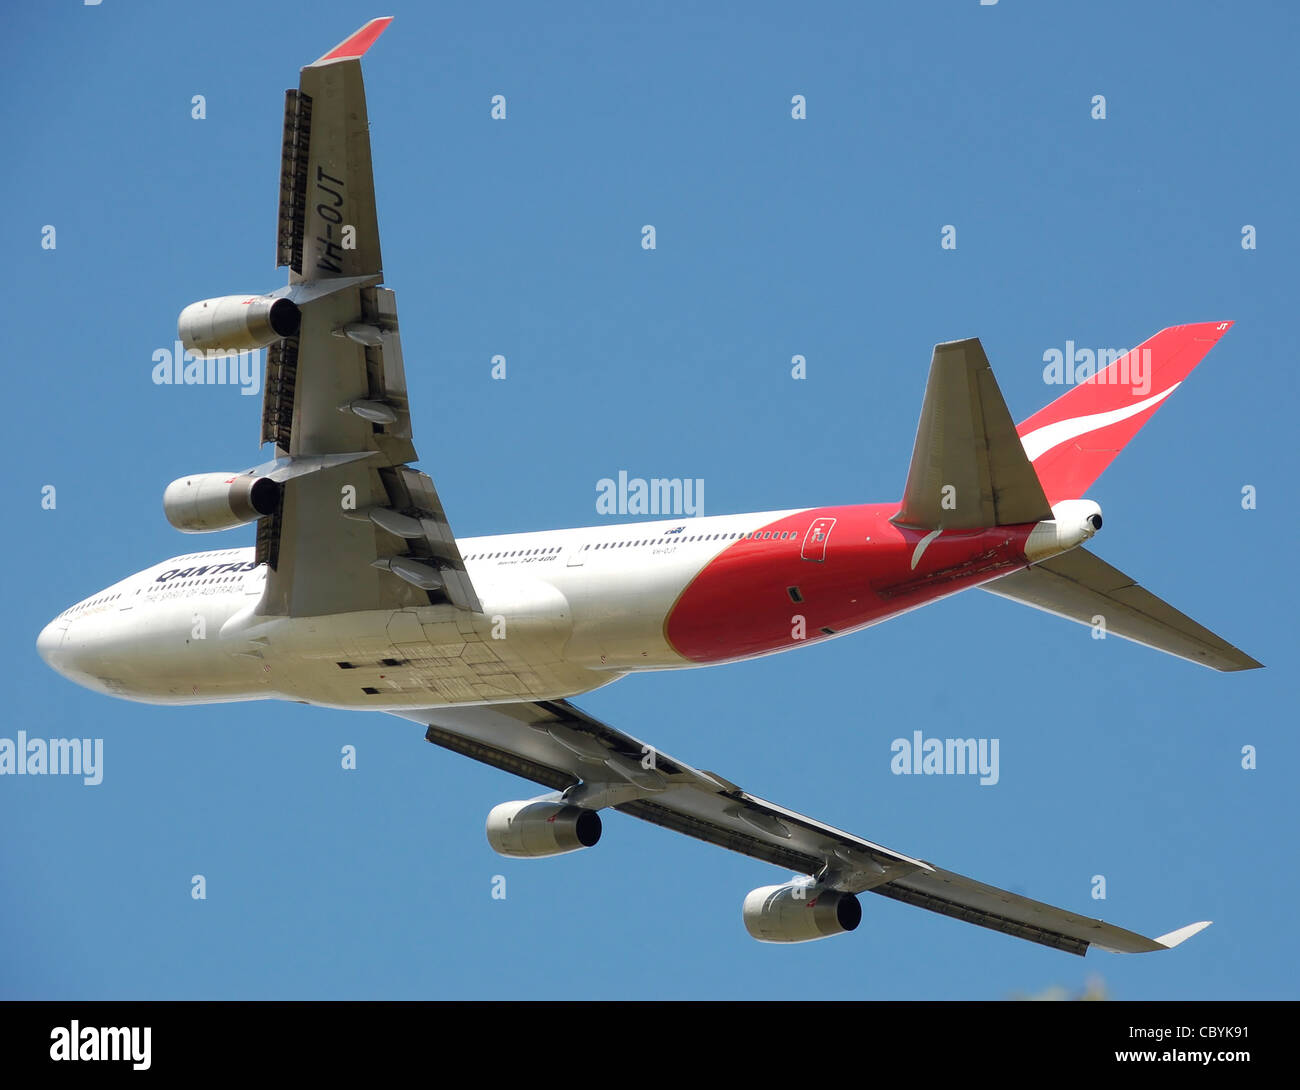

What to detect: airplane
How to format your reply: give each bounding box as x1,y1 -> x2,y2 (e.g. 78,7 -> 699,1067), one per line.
36,18 -> 1259,957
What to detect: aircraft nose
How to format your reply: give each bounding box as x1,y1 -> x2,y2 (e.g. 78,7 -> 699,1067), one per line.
37,617 -> 67,671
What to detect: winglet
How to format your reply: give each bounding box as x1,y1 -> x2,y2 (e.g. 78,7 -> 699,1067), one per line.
312,17 -> 394,66
1154,920 -> 1213,949
1089,918 -> 1213,954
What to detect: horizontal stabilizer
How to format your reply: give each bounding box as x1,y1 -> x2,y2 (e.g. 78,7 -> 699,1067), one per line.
894,338 -> 1052,531
982,547 -> 1261,672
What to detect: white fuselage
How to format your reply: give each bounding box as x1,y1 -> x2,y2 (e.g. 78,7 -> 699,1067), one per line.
38,512 -> 803,710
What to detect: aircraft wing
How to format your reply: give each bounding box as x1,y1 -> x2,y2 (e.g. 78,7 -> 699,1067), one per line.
255,18 -> 481,616
396,700 -> 1208,956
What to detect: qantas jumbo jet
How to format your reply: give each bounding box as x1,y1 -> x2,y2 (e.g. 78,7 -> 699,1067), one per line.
38,19 -> 1259,956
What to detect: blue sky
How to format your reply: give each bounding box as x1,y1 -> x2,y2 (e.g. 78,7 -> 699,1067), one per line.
2,0 -> 1296,999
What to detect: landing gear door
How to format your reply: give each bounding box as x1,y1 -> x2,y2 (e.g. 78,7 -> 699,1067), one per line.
801,517 -> 835,562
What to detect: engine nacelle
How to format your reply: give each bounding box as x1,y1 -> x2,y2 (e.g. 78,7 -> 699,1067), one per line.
178,294 -> 301,353
163,473 -> 280,533
742,880 -> 862,943
485,800 -> 602,858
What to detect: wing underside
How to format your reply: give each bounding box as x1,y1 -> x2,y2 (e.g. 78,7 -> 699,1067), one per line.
398,699 -> 1207,956
254,21 -> 481,617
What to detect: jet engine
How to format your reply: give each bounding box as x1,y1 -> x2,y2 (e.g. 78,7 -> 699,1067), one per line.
742,880 -> 862,943
163,473 -> 280,533
178,294 -> 301,353
485,800 -> 602,858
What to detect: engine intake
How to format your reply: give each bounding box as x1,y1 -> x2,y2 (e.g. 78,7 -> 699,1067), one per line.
486,800 -> 602,858
178,294 -> 301,353
742,880 -> 862,943
163,473 -> 280,533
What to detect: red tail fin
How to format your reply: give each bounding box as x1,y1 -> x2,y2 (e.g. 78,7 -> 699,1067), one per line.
1017,322 -> 1232,505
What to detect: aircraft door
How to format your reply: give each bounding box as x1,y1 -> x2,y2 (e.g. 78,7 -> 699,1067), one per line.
801,517 -> 835,562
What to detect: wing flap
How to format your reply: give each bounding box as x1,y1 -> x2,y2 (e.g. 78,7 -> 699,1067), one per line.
388,468 -> 482,612
275,88 -> 311,273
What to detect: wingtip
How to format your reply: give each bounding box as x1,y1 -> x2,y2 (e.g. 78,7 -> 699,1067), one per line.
313,16 -> 394,65
1154,920 -> 1212,949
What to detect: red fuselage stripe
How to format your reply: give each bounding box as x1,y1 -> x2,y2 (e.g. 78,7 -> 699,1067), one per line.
664,504 -> 1034,663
